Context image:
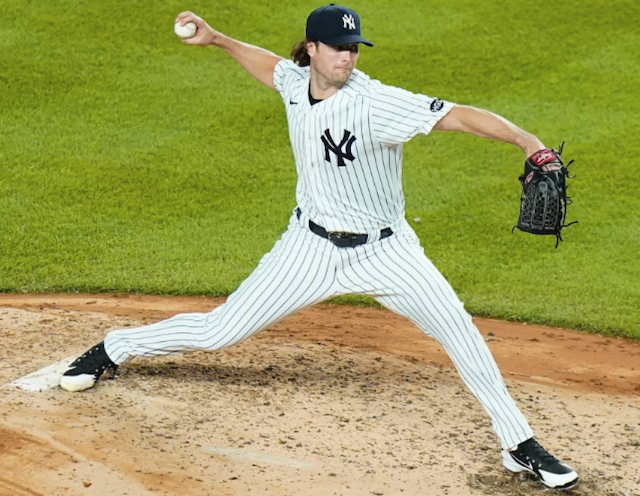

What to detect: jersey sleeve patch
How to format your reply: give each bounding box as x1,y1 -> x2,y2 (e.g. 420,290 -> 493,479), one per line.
430,99 -> 444,112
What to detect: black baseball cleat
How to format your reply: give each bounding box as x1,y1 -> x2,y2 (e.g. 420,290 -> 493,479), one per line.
60,341 -> 118,392
502,438 -> 579,490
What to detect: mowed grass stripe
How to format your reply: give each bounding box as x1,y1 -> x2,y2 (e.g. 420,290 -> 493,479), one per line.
0,0 -> 638,338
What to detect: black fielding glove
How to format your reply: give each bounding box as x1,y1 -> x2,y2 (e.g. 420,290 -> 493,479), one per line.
513,143 -> 577,247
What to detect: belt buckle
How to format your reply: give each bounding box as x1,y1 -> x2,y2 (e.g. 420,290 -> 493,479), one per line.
328,232 -> 361,248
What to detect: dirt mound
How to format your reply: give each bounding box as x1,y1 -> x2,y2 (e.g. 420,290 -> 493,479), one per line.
1,295 -> 639,495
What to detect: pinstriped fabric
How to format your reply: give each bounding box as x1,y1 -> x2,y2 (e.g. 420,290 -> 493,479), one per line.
103,217 -> 532,449
332,226 -> 533,449
105,218 -> 338,365
273,60 -> 452,234
99,60 -> 534,452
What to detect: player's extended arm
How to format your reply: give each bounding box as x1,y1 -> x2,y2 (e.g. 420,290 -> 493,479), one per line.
433,105 -> 545,158
175,11 -> 283,91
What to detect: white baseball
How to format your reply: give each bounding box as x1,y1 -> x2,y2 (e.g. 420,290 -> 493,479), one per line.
174,21 -> 197,39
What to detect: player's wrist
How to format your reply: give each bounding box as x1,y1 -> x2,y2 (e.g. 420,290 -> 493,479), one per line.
211,31 -> 234,49
513,132 -> 545,158
521,140 -> 546,159
524,146 -> 547,159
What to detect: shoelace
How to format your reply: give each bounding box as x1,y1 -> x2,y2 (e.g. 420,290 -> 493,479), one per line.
520,441 -> 559,468
71,345 -> 100,365
69,344 -> 115,374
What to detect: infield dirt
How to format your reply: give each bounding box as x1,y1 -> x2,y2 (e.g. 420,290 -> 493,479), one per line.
1,294 -> 639,496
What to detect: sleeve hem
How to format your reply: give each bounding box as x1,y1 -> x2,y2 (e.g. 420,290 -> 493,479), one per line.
273,59 -> 290,94
421,101 -> 456,136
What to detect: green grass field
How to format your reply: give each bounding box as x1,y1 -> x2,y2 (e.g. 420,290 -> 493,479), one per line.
1,0 -> 638,338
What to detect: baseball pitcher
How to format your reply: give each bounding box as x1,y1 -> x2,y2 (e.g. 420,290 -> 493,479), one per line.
60,4 -> 579,490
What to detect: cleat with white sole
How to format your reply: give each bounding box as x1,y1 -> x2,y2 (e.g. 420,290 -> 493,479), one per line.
503,438 -> 579,490
60,341 -> 118,392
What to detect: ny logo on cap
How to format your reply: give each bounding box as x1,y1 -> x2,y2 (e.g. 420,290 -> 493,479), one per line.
342,13 -> 356,30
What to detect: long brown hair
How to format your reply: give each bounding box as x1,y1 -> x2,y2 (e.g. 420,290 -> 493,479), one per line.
291,39 -> 318,67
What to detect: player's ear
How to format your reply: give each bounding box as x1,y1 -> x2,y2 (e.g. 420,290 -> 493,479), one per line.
305,40 -> 318,58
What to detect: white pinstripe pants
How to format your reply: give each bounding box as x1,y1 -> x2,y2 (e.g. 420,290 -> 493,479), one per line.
105,214 -> 533,449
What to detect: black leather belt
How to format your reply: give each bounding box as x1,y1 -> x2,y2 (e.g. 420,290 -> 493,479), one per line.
296,208 -> 393,248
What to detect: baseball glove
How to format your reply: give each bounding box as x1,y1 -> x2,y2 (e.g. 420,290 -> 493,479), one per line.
513,143 -> 577,247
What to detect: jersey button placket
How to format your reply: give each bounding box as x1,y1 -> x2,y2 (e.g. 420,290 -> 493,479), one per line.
305,111 -> 313,167
302,107 -> 318,218
308,107 -> 327,217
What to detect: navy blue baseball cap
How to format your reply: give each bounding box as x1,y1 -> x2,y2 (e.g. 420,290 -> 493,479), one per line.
306,4 -> 373,47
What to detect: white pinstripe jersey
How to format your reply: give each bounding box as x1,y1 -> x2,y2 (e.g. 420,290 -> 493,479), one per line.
273,59 -> 455,234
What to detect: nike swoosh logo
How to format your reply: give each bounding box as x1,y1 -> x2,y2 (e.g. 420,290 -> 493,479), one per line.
289,100 -> 298,105
512,456 -> 534,472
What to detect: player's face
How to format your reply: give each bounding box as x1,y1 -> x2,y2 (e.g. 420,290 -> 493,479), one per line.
308,42 -> 360,89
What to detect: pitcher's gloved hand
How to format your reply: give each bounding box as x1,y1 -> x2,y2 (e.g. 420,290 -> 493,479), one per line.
513,143 -> 577,247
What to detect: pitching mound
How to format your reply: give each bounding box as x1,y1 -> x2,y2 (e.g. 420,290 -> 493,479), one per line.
1,295 -> 639,496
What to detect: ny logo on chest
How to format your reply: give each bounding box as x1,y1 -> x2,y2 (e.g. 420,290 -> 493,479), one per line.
321,129 -> 356,167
